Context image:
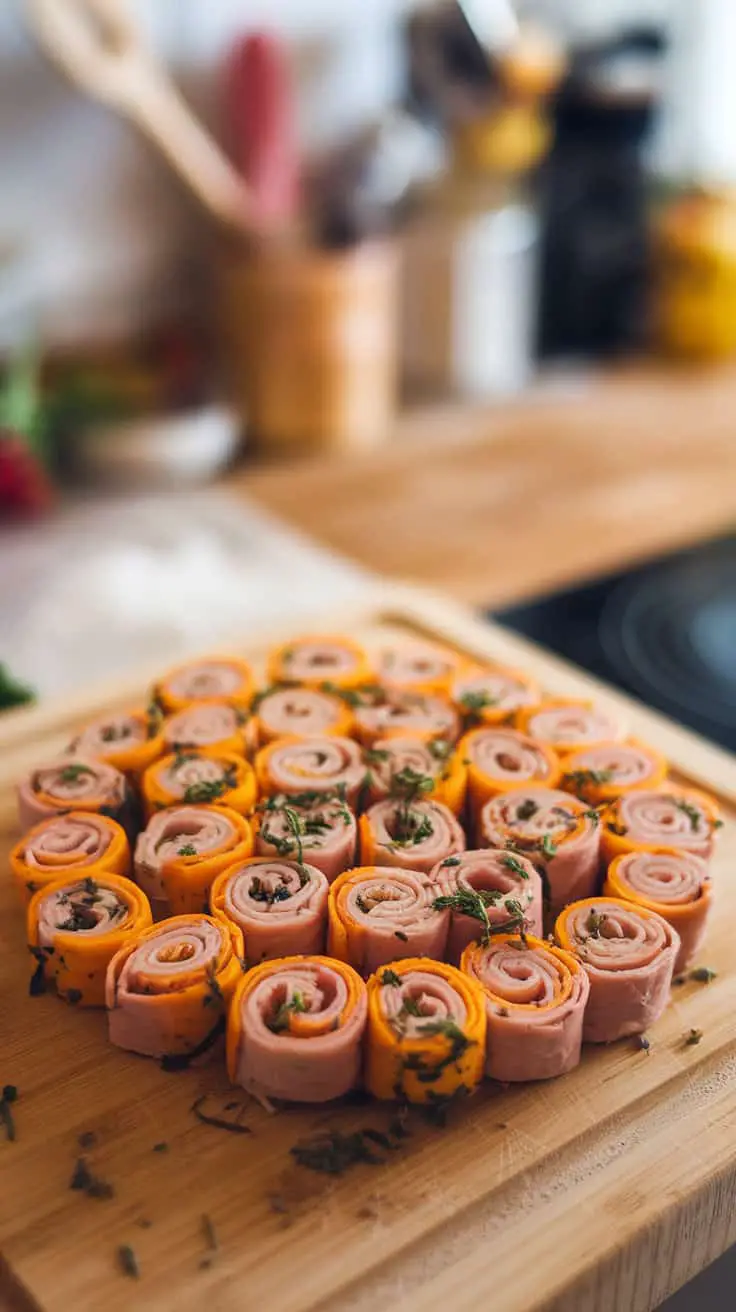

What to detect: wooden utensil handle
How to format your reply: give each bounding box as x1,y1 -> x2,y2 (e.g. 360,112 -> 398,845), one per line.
126,63 -> 256,235
26,0 -> 256,236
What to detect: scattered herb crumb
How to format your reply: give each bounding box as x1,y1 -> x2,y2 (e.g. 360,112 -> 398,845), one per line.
685,1028 -> 703,1046
77,1130 -> 97,1150
689,967 -> 717,983
70,1156 -> 115,1200
118,1244 -> 139,1280
191,1094 -> 252,1135
672,975 -> 687,987
394,931 -> 409,943
380,969 -> 402,987
635,1035 -> 650,1053
202,1214 -> 218,1252
153,1141 -> 169,1153
0,1085 -> 18,1142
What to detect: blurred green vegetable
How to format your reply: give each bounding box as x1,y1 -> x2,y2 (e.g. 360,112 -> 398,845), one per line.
0,664 -> 35,711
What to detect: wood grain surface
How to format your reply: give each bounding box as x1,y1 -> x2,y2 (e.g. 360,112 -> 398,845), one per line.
241,367 -> 736,606
0,586 -> 734,1312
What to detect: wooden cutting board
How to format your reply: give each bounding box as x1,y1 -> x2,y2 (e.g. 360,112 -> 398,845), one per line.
1,585 -> 734,1312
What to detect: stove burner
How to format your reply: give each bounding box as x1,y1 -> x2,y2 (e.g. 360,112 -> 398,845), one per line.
599,543 -> 736,735
493,533 -> 736,755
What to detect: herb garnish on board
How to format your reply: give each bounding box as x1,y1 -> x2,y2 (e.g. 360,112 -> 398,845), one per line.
0,1085 -> 18,1142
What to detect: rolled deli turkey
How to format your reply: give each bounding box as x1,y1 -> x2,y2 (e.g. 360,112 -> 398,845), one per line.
134,804 -> 254,918
461,934 -> 589,1081
327,865 -> 449,976
479,787 -> 601,915
365,958 -> 486,1103
555,897 -> 679,1042
11,811 -> 130,906
226,955 -> 367,1102
106,914 -> 243,1060
210,857 -> 329,963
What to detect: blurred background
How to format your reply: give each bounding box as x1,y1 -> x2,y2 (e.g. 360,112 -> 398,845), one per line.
1,0 -> 735,781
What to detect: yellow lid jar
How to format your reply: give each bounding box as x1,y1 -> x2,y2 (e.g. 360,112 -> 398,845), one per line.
655,190 -> 736,360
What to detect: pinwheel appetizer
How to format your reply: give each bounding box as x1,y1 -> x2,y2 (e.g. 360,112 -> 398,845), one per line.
28,873 -> 152,1006
141,751 -> 256,820
353,688 -> 460,749
267,635 -> 372,690
134,805 -> 254,918
555,897 -> 679,1042
431,848 -> 542,964
255,736 -> 365,809
328,866 -> 449,976
451,665 -> 539,726
363,737 -> 467,816
153,655 -> 254,714
600,786 -> 721,865
17,758 -> 134,835
211,858 -> 329,964
478,787 -> 602,915
560,740 -> 667,806
66,706 -> 164,778
359,797 -> 465,876
461,934 -> 589,1081
227,955 -> 367,1102
459,727 -> 560,824
252,686 -> 353,747
106,914 -> 244,1061
255,791 -> 357,883
515,698 -> 623,756
604,851 -> 712,973
11,811 -> 130,906
377,643 -> 463,697
162,701 -> 250,759
365,958 -> 486,1104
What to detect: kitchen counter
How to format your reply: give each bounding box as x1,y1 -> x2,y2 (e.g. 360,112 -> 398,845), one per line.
241,366 -> 736,607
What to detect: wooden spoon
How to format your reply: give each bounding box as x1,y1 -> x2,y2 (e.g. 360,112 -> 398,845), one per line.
26,0 -> 258,236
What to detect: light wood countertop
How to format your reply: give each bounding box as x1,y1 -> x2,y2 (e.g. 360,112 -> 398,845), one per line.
240,366 -> 736,607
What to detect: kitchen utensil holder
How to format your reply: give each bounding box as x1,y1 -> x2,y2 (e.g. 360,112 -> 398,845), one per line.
220,240 -> 399,456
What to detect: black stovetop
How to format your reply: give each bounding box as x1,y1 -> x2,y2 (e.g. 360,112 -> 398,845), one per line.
491,531 -> 736,755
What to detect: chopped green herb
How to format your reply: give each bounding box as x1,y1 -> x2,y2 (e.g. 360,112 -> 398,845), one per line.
585,910 -> 606,938
58,763 -> 95,785
0,1085 -> 18,1143
401,997 -> 423,1018
539,834 -> 558,859
502,854 -> 529,879
689,967 -> 717,983
267,991 -> 308,1034
202,1213 -> 218,1252
583,808 -> 602,826
515,798 -> 539,822
563,768 -> 613,795
441,856 -> 461,868
70,1157 -> 114,1199
394,930 -> 409,943
685,1028 -> 703,1046
380,969 -> 402,987
117,1244 -> 139,1280
152,1141 -> 168,1153
177,844 -> 197,857
432,888 -> 524,945
190,1094 -> 252,1135
672,797 -> 703,831
428,739 -> 452,762
291,1129 -> 386,1175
